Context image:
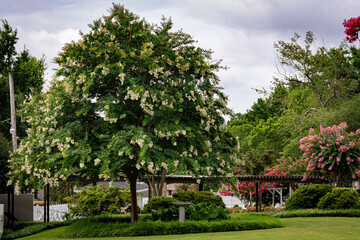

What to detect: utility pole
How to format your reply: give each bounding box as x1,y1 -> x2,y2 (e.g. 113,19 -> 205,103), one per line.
8,72 -> 16,227
9,72 -> 17,152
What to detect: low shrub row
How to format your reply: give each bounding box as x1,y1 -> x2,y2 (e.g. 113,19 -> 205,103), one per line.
64,215 -> 282,238
2,221 -> 72,240
274,209 -> 360,218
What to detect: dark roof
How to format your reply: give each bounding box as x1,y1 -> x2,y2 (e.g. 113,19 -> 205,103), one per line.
235,175 -> 324,183
81,181 -> 148,191
154,175 -> 324,184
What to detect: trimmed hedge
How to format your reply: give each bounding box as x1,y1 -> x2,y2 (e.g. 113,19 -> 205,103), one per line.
317,188 -> 360,210
172,191 -> 225,208
274,209 -> 360,218
142,191 -> 225,214
149,202 -> 231,222
64,215 -> 282,238
285,184 -> 331,210
81,214 -> 132,223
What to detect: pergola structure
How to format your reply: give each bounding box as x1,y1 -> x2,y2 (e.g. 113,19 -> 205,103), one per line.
39,174 -> 325,222
156,175 -> 325,212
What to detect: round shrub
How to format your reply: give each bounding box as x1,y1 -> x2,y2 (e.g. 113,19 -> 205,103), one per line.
172,191 -> 225,208
142,196 -> 176,213
285,184 -> 331,210
317,188 -> 360,209
64,185 -> 130,219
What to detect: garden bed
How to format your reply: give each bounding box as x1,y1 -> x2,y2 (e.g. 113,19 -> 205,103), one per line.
63,214 -> 282,238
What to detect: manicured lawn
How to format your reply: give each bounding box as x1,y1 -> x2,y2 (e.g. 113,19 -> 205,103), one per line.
19,217 -> 360,240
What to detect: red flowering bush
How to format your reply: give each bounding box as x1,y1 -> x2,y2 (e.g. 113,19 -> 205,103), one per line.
299,122 -> 360,187
265,156 -> 307,177
343,17 -> 360,43
219,181 -> 269,206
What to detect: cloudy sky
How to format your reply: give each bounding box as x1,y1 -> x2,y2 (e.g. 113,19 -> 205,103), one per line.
1,0 -> 359,114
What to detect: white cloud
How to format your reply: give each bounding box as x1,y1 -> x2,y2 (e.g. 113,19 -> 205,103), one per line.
15,27 -> 81,82
3,0 -> 360,114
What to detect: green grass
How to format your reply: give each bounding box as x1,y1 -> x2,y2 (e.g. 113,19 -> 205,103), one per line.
18,217 -> 360,240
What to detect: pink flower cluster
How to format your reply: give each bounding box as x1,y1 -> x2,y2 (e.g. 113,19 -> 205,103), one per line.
219,181 -> 269,197
299,122 -> 360,181
174,183 -> 197,193
343,17 -> 360,43
264,156 -> 306,177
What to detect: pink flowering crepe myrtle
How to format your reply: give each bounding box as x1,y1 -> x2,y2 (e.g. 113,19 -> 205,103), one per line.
343,17 -> 360,43
299,122 -> 360,187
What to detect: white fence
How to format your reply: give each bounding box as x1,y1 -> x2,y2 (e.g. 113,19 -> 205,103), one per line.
221,196 -> 246,208
32,196 -> 246,222
33,204 -> 69,221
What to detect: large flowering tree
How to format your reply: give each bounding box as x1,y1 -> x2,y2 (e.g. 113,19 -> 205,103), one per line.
300,122 -> 360,187
8,4 -> 239,222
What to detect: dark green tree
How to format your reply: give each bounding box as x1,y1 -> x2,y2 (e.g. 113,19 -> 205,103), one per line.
0,19 -> 45,192
274,31 -> 356,112
0,20 -> 45,137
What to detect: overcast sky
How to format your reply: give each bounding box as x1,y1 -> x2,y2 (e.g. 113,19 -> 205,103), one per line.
1,0 -> 359,114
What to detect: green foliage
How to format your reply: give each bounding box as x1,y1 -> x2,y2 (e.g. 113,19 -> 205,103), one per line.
285,184 -> 332,210
142,196 -> 176,213
186,202 -> 230,221
0,132 -> 10,192
275,31 -> 355,111
317,188 -> 360,210
148,205 -> 179,221
64,185 -> 130,219
172,191 -> 225,208
274,209 -> 360,218
64,215 -> 282,238
1,221 -> 72,240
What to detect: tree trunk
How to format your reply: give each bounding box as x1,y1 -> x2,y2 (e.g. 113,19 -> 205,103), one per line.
126,170 -> 138,223
147,167 -> 167,197
157,168 -> 167,196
